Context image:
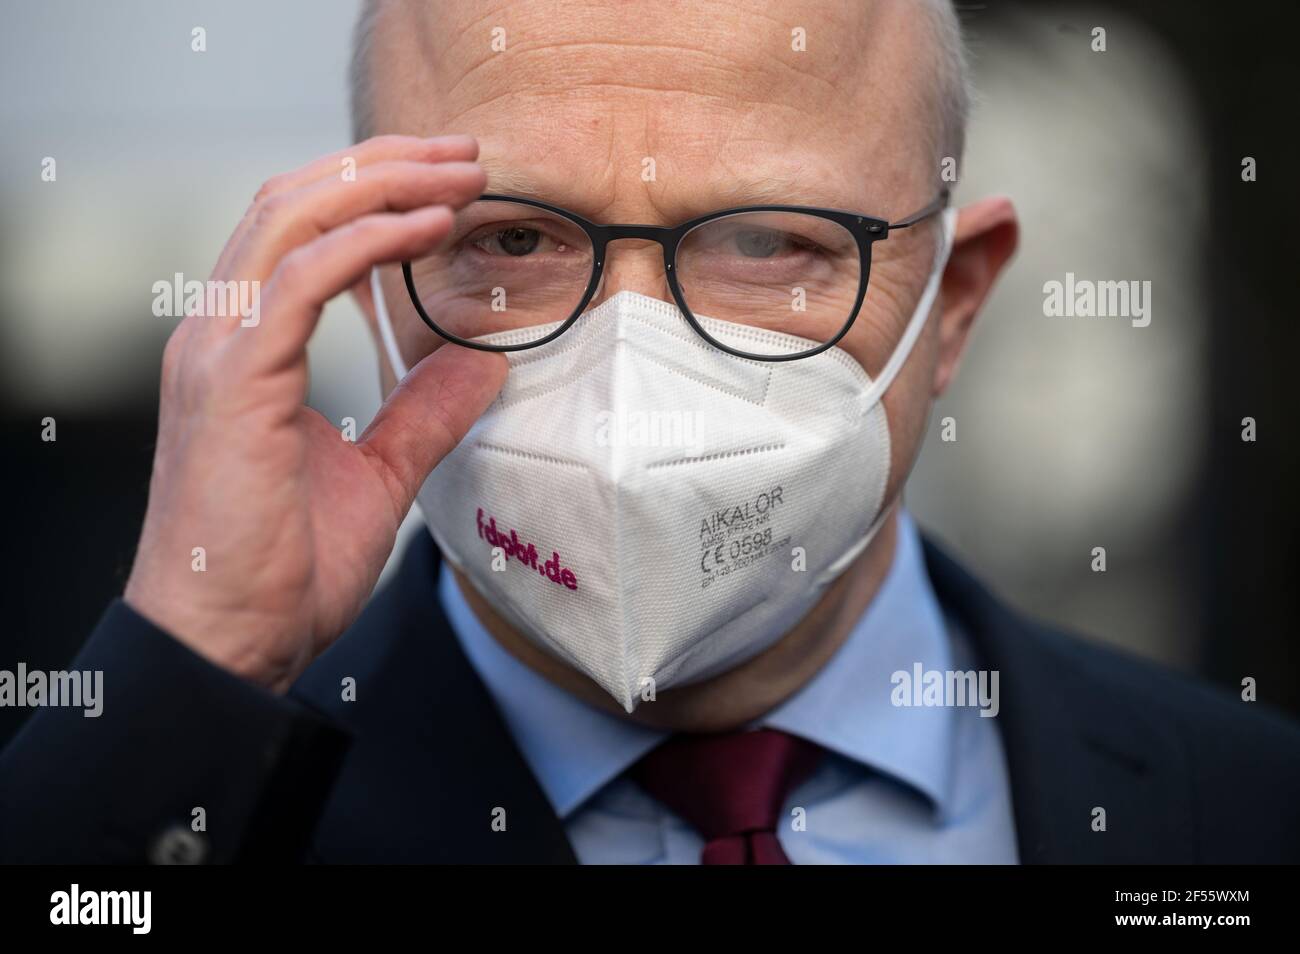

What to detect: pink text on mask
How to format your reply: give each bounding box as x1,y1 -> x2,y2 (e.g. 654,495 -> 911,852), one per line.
476,508 -> 578,591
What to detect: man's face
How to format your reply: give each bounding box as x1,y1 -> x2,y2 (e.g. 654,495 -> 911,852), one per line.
370,0 -> 950,512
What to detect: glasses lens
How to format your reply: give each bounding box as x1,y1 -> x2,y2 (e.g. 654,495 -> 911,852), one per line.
677,211 -> 862,357
407,200 -> 594,347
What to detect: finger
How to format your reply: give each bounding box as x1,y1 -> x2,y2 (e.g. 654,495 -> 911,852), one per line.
357,344 -> 508,517
215,134 -> 478,276
221,160 -> 486,284
253,134 -> 479,198
231,205 -> 457,374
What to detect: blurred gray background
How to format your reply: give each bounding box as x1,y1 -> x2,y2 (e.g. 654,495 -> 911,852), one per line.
3,0 -> 1296,739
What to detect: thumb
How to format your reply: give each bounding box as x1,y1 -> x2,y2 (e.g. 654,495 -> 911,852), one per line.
357,344 -> 508,513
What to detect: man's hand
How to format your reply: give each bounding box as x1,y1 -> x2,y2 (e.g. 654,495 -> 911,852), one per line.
124,135 -> 506,693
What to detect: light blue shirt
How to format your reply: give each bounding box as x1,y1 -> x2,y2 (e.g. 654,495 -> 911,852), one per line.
438,511 -> 1019,864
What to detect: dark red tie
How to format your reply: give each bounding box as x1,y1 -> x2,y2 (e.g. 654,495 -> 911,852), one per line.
630,728 -> 823,864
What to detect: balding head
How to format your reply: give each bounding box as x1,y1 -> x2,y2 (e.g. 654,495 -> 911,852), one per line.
351,0 -> 971,170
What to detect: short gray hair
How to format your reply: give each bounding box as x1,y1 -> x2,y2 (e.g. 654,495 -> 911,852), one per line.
923,0 -> 973,165
350,0 -> 972,165
349,0 -> 383,144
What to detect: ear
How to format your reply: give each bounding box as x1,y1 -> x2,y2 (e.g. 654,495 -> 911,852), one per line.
931,196 -> 1019,397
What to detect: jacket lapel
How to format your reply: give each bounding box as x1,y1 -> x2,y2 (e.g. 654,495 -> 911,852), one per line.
297,530 -> 576,864
922,537 -> 1195,863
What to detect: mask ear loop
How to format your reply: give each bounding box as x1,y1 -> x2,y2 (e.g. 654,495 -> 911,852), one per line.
371,268 -> 410,380
814,207 -> 959,583
857,206 -> 957,408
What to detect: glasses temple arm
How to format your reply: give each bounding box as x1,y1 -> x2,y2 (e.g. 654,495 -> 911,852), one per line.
887,188 -> 951,231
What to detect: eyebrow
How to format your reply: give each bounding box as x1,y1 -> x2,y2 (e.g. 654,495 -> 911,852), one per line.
477,158 -> 876,220
478,159 -> 551,200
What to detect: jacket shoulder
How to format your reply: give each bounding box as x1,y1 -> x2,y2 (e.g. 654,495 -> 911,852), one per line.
923,533 -> 1300,860
1041,620 -> 1300,779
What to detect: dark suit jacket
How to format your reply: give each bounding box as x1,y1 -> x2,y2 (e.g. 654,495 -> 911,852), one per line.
3,531 -> 1298,863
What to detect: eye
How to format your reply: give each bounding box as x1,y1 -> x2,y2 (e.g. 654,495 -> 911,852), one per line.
478,226 -> 540,256
465,220 -> 584,258
731,228 -> 790,259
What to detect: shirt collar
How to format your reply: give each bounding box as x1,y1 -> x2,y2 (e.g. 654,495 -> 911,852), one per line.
439,511 -> 957,820
438,566 -> 664,818
759,511 -> 957,813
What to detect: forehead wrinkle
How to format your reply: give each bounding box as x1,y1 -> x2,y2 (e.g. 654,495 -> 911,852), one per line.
415,0 -> 877,119
386,0 -> 903,128
383,0 -> 525,129
442,84 -> 814,135
438,47 -> 819,122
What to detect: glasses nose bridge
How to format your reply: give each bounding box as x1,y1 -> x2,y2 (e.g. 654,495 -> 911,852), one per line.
593,223 -> 676,264
588,224 -> 681,311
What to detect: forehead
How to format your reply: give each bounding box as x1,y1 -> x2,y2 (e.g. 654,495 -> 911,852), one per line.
369,0 -> 938,217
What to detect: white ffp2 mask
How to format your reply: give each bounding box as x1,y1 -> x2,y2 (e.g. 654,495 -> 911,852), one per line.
373,209 -> 955,711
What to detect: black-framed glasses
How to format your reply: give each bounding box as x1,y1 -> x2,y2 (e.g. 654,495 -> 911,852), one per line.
402,189 -> 948,362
